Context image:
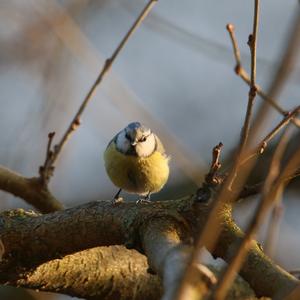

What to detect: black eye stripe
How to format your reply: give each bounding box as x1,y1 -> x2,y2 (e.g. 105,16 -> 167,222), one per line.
125,132 -> 131,140
139,133 -> 151,142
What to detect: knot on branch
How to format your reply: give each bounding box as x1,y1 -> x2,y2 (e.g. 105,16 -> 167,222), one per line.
247,34 -> 254,48
249,85 -> 257,98
39,131 -> 56,186
71,117 -> 81,131
234,64 -> 242,75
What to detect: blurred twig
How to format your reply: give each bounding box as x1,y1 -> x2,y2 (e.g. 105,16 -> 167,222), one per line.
39,0 -> 159,186
33,0 -> 205,185
212,126 -> 291,300
175,3 -> 262,299
226,23 -> 300,128
264,200 -> 284,257
238,166 -> 300,200
253,8 -> 300,130
229,0 -> 260,190
196,143 -> 224,203
235,106 -> 300,169
259,106 -> 300,153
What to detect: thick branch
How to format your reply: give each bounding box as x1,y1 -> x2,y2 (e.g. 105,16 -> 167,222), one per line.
141,215 -> 216,300
0,198 -> 297,299
213,212 -> 298,299
12,246 -> 162,300
0,166 -> 63,213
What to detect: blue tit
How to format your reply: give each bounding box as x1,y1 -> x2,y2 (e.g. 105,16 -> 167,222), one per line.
104,122 -> 170,203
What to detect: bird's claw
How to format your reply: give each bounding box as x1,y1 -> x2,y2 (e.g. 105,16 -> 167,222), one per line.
136,198 -> 151,204
112,197 -> 124,205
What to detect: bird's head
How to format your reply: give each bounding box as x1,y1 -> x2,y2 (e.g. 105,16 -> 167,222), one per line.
116,122 -> 156,157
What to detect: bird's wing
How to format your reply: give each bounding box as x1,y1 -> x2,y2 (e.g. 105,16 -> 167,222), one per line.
154,134 -> 168,157
106,131 -> 120,150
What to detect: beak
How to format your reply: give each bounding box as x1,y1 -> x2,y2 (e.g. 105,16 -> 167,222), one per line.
131,140 -> 137,146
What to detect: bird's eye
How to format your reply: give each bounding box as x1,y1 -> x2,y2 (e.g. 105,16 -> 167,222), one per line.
140,136 -> 147,142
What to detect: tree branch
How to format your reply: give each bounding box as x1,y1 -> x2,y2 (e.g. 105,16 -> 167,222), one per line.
214,213 -> 298,299
10,246 -> 162,300
0,198 -> 297,299
226,23 -> 300,128
213,125 -> 290,299
140,214 -> 216,300
0,166 -> 63,213
39,0 -> 159,185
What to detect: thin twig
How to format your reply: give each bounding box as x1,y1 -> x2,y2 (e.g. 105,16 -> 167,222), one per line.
39,132 -> 55,186
226,23 -> 300,128
39,0 -> 159,185
205,142 -> 224,186
240,0 -> 259,153
228,1 -> 260,190
196,143 -> 224,203
175,3 -> 262,300
252,8 -> 300,133
264,200 -> 284,257
260,106 -> 300,153
236,106 -> 300,168
237,166 -> 300,200
212,126 -> 292,300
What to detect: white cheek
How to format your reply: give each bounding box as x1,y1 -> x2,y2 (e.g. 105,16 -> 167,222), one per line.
136,134 -> 156,157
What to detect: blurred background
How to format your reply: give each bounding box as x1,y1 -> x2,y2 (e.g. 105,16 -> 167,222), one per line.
0,0 -> 299,299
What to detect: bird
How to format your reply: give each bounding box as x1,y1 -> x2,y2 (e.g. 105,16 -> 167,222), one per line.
104,122 -> 170,203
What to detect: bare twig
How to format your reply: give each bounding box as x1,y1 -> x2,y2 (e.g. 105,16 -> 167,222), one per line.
228,0 -> 260,191
39,0 -> 159,185
196,143 -> 224,203
212,127 -> 293,300
175,3 -> 261,299
226,23 -> 300,128
205,142 -> 224,186
259,106 -> 300,154
238,166 -> 300,200
39,131 -> 55,186
252,8 -> 300,132
264,200 -> 284,257
239,0 -> 259,153
236,106 -> 300,168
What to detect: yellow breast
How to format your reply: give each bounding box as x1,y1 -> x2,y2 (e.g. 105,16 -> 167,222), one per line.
104,142 -> 169,195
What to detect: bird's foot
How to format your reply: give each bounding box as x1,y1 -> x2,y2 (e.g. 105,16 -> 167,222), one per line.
112,196 -> 124,205
136,192 -> 151,204
136,197 -> 151,204
112,188 -> 123,205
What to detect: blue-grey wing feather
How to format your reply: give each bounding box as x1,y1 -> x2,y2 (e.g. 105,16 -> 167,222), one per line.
106,132 -> 120,149
154,134 -> 168,157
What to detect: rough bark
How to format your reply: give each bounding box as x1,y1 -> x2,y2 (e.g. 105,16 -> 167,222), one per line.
213,211 -> 299,299
140,214 -> 213,300
0,198 -> 297,299
0,166 -> 63,213
14,246 -> 162,300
